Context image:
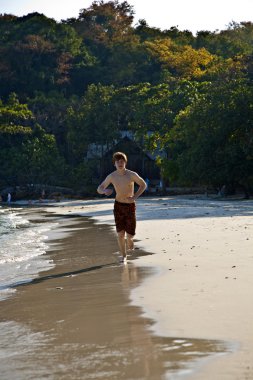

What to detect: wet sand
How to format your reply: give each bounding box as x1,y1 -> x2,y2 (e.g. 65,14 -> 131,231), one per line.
38,196 -> 253,380
0,211 -> 228,380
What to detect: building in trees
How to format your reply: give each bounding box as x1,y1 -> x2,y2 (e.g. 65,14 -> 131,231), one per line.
85,131 -> 161,187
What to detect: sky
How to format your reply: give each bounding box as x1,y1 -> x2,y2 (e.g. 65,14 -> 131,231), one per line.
1,0 -> 253,34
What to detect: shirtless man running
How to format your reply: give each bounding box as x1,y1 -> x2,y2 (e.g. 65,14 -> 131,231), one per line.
97,152 -> 147,262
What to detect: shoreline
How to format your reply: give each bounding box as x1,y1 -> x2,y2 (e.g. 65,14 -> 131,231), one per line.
1,196 -> 253,379
42,195 -> 253,379
0,207 -> 228,380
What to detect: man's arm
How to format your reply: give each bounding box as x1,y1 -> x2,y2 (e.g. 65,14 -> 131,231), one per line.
128,172 -> 147,201
97,175 -> 113,196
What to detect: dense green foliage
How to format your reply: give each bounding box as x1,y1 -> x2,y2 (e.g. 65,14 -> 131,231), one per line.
1,1 -> 253,195
0,94 -> 65,186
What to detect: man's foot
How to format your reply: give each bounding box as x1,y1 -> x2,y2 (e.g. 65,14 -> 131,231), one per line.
119,256 -> 127,264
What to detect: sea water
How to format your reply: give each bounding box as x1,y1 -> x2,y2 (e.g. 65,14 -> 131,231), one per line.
0,206 -> 56,301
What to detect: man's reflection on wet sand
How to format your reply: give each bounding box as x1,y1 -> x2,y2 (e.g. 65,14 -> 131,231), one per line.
119,260 -> 229,380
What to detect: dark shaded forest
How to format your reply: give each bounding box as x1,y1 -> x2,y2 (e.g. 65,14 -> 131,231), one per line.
1,0 -> 252,198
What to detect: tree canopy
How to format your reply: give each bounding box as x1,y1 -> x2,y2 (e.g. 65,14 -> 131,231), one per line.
1,1 -> 253,195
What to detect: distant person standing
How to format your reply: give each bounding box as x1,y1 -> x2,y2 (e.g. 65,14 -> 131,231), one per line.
7,193 -> 11,205
39,189 -> 46,202
97,152 -> 147,263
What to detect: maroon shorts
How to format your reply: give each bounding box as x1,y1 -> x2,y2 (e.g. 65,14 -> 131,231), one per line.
113,200 -> 136,236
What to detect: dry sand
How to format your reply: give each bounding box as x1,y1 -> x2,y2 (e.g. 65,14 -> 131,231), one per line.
41,196 -> 253,380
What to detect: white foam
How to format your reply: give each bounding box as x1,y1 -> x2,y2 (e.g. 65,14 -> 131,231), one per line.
0,209 -> 56,300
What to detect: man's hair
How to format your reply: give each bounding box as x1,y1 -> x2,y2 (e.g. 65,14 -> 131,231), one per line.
112,152 -> 127,164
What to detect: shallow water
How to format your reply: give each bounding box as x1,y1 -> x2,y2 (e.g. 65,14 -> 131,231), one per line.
0,207 -> 58,300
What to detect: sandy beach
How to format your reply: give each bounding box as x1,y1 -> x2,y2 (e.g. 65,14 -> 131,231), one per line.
42,195 -> 253,379
1,196 -> 253,379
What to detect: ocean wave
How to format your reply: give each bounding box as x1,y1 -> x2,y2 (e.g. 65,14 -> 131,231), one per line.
0,209 -> 56,301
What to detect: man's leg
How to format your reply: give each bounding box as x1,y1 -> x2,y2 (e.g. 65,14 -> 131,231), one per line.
117,230 -> 127,259
126,233 -> 134,250
125,203 -> 136,251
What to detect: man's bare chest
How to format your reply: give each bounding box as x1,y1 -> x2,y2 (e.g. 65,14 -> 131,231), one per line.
112,175 -> 133,189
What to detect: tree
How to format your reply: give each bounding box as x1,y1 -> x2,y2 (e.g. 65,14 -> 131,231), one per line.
68,0 -> 135,46
65,1 -> 146,86
195,22 -> 253,58
0,93 -> 33,141
145,38 -> 216,80
0,94 -> 65,187
0,13 -> 94,98
27,91 -> 79,157
168,76 -> 253,193
65,84 -> 118,166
